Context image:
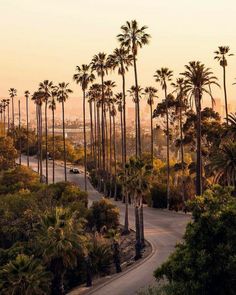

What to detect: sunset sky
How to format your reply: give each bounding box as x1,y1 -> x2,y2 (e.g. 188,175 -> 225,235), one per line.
1,0 -> 236,114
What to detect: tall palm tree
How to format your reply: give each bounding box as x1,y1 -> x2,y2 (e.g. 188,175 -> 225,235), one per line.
214,46 -> 233,124
56,82 -> 73,182
32,91 -> 44,182
24,90 -> 30,167
181,61 -> 219,196
18,97 -> 22,165
104,80 -> 116,197
0,254 -> 51,295
49,90 -> 57,183
39,80 -> 53,184
171,78 -> 188,203
154,68 -> 173,208
8,88 -> 17,127
91,53 -> 109,192
144,87 -> 158,165
118,20 -> 151,157
108,48 -> 133,166
73,65 -> 95,191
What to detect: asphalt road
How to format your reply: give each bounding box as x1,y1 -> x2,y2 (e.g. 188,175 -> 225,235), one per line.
21,156 -> 191,295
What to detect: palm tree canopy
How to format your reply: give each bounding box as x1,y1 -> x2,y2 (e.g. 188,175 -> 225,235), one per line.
39,80 -> 54,102
154,68 -> 173,90
117,20 -> 151,56
31,91 -> 44,106
56,82 -> 73,103
128,85 -> 143,103
91,52 -> 108,77
24,90 -> 30,98
144,86 -> 158,105
73,64 -> 95,91
181,61 -> 220,108
8,88 -> 17,98
214,46 -> 234,67
107,48 -> 133,75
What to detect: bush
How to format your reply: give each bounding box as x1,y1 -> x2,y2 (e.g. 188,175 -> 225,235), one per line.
88,198 -> 119,231
154,186 -> 236,295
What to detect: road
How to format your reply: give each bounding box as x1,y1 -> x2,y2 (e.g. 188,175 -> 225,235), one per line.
21,156 -> 191,295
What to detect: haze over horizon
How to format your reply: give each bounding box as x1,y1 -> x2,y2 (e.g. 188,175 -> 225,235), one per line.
1,0 -> 236,114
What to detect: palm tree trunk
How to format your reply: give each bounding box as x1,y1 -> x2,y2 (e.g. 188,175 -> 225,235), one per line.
11,97 -> 14,127
223,65 -> 229,125
18,100 -> 21,165
26,95 -> 29,167
104,109 -> 108,195
196,93 -> 202,196
165,87 -> 170,209
94,101 -> 97,169
134,198 -> 142,260
89,100 -> 94,158
109,105 -> 113,198
45,101 -> 48,184
97,104 -> 101,191
36,105 -> 40,174
119,107 -> 124,166
39,106 -> 43,182
113,113 -> 117,200
121,69 -> 127,164
101,74 -> 106,184
83,90 -> 87,191
62,101 -> 67,182
139,196 -> 145,248
150,103 -> 153,165
133,56 -> 141,158
179,107 -> 185,205
52,108 -> 55,183
3,108 -> 6,136
7,104 -> 10,132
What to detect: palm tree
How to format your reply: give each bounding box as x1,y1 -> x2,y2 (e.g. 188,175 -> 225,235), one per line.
8,88 -> 17,127
73,65 -> 95,191
125,158 -> 152,258
25,90 -> 30,167
104,80 -> 116,197
18,97 -> 22,165
0,254 -> 51,295
32,91 -> 44,182
49,90 -> 57,183
39,80 -> 53,184
56,82 -> 73,182
171,78 -> 188,203
118,20 -> 151,157
38,208 -> 85,295
211,141 -> 236,188
91,53 -> 108,191
181,61 -> 219,196
154,68 -> 173,208
128,85 -> 143,158
144,87 -> 158,165
108,48 -> 133,166
111,102 -> 117,199
214,46 -> 234,124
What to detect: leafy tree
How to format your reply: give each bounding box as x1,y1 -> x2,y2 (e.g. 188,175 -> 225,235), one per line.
154,186 -> 236,295
0,136 -> 17,170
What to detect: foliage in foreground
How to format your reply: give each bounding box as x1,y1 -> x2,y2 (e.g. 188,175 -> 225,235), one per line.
154,185 -> 236,295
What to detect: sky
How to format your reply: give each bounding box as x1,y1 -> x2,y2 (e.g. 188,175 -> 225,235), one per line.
0,0 -> 236,116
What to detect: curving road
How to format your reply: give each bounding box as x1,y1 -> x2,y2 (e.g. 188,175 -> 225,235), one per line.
21,156 -> 191,295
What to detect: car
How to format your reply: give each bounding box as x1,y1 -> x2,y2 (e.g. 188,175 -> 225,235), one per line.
69,168 -> 80,174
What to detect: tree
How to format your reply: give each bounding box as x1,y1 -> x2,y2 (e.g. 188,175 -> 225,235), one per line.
154,186 -> 236,295
39,80 -> 54,184
0,254 -> 51,295
144,87 -> 158,165
8,88 -> 17,127
91,53 -> 108,192
0,136 -> 18,170
49,91 -> 57,183
108,48 -> 133,166
25,90 -> 30,167
38,208 -> 85,295
214,46 -> 234,124
56,82 -> 73,182
118,20 -> 151,157
181,61 -> 219,196
154,68 -> 173,208
125,158 -> 152,258
73,64 -> 95,191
